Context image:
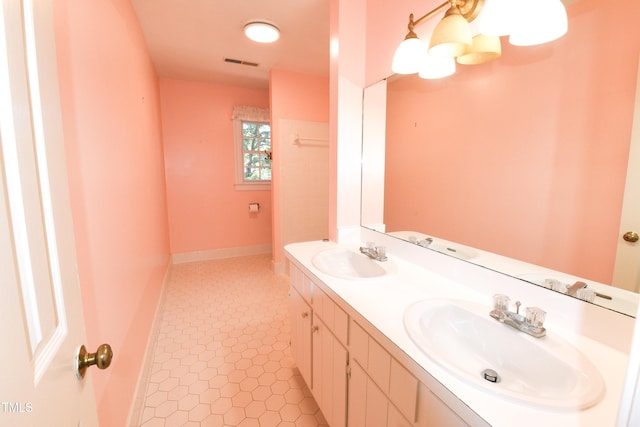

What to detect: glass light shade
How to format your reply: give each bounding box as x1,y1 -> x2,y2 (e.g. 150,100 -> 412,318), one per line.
456,34 -> 501,65
244,22 -> 280,43
478,0 -> 518,37
392,37 -> 426,74
418,55 -> 456,79
428,8 -> 472,58
509,0 -> 567,46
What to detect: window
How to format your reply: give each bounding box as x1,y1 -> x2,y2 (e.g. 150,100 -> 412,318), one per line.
233,106 -> 271,190
241,121 -> 271,181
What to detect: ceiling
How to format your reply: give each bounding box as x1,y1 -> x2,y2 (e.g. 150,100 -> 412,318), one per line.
131,0 -> 330,90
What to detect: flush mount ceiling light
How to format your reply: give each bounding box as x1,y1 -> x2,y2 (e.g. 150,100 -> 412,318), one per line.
244,21 -> 280,43
392,0 -> 568,79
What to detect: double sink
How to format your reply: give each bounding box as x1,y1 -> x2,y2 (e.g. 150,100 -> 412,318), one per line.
310,247 -> 605,410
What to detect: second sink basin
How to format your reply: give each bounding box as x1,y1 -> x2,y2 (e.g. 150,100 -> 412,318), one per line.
311,248 -> 396,280
403,298 -> 605,410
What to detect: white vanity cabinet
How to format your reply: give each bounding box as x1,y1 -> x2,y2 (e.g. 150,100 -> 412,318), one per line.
349,318 -> 470,427
349,318 -> 417,426
289,262 -> 349,427
288,286 -> 312,387
312,314 -> 348,427
287,257 -> 486,427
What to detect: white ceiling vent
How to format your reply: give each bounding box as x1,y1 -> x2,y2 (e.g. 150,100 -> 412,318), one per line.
224,58 -> 259,67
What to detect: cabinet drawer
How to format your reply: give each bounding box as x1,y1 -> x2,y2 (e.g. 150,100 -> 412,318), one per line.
368,336 -> 391,393
313,285 -> 349,346
349,320 -> 369,369
291,264 -> 312,303
333,304 -> 348,345
349,320 -> 392,393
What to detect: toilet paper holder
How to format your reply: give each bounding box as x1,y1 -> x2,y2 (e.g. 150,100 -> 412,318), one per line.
249,203 -> 260,213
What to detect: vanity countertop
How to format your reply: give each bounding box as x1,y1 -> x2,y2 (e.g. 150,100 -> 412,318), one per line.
386,230 -> 640,316
285,239 -> 632,427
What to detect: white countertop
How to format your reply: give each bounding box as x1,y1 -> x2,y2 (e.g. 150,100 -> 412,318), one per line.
285,240 -> 632,427
386,230 -> 640,317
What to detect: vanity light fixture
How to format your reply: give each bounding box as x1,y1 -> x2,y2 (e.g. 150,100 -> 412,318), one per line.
392,0 -> 568,79
244,21 -> 280,43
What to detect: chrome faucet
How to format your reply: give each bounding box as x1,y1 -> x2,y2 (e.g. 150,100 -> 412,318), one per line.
359,242 -> 387,262
406,235 -> 432,247
567,281 -> 587,296
489,294 -> 546,338
417,237 -> 433,247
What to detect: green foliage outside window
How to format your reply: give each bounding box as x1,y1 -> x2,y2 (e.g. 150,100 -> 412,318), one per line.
242,121 -> 271,181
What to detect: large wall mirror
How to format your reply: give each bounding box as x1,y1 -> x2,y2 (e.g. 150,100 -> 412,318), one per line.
361,9 -> 640,317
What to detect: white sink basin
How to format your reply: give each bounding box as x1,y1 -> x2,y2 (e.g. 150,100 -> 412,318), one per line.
311,248 -> 396,280
403,298 -> 605,409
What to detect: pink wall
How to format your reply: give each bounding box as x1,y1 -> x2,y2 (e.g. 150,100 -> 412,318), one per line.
269,70 -> 329,121
269,69 -> 330,265
376,0 -> 640,283
160,79 -> 271,254
53,0 -> 171,425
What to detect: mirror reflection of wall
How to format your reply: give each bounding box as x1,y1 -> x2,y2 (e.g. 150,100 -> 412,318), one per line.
361,0 -> 640,316
383,0 -> 638,285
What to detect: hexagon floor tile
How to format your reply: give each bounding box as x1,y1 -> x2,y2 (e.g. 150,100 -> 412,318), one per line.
138,254 -> 329,427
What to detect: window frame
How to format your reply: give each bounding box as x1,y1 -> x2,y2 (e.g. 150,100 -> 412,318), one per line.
232,115 -> 271,191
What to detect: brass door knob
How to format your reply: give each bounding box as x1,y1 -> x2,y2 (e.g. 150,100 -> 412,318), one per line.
76,344 -> 113,379
623,231 -> 639,243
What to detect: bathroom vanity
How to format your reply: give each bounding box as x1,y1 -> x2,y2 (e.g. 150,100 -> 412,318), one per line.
285,238 -> 635,427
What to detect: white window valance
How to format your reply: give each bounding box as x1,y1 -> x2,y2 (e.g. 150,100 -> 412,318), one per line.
232,106 -> 270,122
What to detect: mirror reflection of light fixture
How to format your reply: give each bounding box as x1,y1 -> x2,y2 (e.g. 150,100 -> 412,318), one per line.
428,4 -> 473,57
419,54 -> 457,79
478,0 -> 515,36
244,21 -> 280,43
508,0 -> 568,46
456,34 -> 501,65
392,0 -> 568,78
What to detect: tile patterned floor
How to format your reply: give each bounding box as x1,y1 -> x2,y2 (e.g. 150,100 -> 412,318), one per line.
138,254 -> 328,427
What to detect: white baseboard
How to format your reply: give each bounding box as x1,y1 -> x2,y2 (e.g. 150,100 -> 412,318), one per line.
171,244 -> 272,264
127,261 -> 171,427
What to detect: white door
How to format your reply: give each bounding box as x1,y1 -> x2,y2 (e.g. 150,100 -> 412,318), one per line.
0,0 -> 104,425
613,58 -> 640,293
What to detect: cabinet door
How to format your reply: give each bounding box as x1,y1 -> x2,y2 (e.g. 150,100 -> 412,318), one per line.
289,287 -> 312,388
387,403 -> 412,427
313,314 -> 348,427
417,382 -> 469,427
348,360 -> 367,426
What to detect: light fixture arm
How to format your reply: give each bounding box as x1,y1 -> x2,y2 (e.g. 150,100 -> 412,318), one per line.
408,0 -> 483,33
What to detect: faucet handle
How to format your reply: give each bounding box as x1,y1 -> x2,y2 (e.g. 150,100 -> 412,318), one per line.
366,241 -> 375,249
525,306 -> 546,327
493,294 -> 510,311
